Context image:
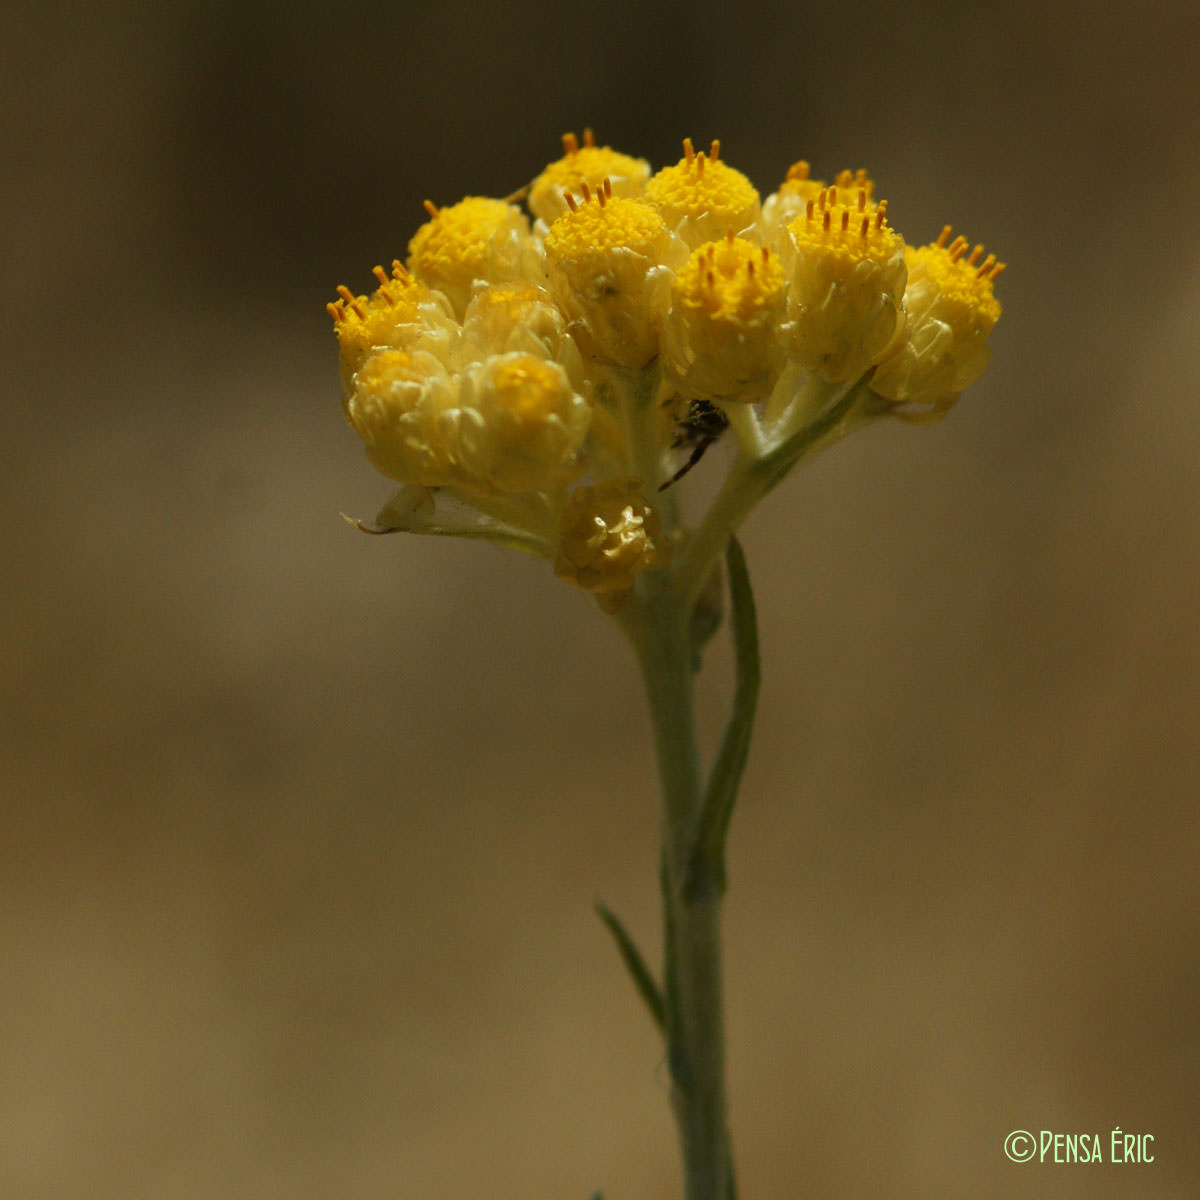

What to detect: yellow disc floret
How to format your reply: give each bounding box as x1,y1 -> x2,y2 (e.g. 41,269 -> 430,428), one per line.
872,226 -> 1005,409
529,129 -> 651,225
544,182 -> 683,367
663,232 -> 788,401
673,232 -> 786,324
545,183 -> 669,262
407,196 -> 535,318
784,189 -> 908,381
554,478 -> 669,612
644,138 -> 761,248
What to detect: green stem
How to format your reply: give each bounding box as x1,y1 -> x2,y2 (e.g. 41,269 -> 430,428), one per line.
623,578 -> 733,1200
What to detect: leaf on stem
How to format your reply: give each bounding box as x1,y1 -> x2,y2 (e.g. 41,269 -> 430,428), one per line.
594,899 -> 667,1036
686,535 -> 761,896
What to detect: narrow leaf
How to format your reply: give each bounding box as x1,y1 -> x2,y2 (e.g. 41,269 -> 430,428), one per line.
594,899 -> 667,1036
686,535 -> 761,896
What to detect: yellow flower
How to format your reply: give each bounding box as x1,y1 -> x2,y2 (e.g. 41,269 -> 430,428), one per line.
329,135 -> 1007,593
554,478 -> 669,611
528,129 -> 650,226
784,187 -> 907,381
459,282 -> 585,390
871,226 -> 1004,410
544,181 -> 684,367
450,352 -> 592,494
344,348 -> 457,487
327,262 -> 455,391
407,196 -> 537,318
663,232 -> 788,402
644,138 -> 761,249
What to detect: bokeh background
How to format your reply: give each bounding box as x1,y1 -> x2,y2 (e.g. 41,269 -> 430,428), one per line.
3,1 -> 1199,1197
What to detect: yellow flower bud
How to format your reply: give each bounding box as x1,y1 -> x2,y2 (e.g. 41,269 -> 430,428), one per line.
407,196 -> 537,318
784,188 -> 907,381
554,478 -> 669,611
544,183 -> 684,367
459,282 -> 585,390
344,349 -> 457,486
871,227 -> 1004,407
644,138 -> 761,249
450,353 -> 592,495
529,129 -> 651,226
663,233 -> 788,402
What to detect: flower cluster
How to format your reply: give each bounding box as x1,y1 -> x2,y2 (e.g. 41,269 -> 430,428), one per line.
330,131 -> 1004,611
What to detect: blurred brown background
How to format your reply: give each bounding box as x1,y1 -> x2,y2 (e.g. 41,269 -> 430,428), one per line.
3,1 -> 1199,1197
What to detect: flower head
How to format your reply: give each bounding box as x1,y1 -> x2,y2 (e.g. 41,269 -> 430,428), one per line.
784,188 -> 907,381
329,136 -> 1004,610
450,352 -> 591,494
459,281 -> 585,388
644,139 -> 761,249
544,180 -> 683,367
327,262 -> 455,391
871,226 -> 1005,411
554,478 -> 669,612
529,129 -> 651,226
343,348 -> 457,487
408,196 -> 537,318
663,232 -> 788,402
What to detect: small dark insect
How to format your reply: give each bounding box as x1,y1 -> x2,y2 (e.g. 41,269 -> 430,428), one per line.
659,399 -> 730,491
